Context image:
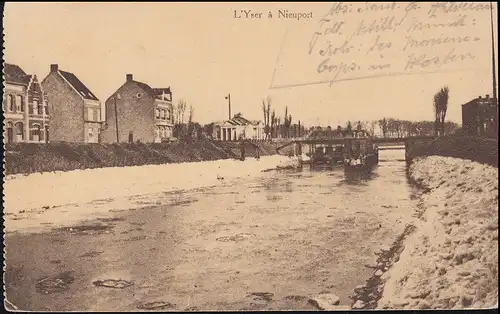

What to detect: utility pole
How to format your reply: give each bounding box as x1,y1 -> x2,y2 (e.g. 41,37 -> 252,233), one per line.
490,2 -> 498,136
225,93 -> 231,119
114,93 -> 121,143
491,2 -> 497,100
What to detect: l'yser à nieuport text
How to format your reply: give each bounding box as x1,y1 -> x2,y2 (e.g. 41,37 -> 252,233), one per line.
233,9 -> 313,20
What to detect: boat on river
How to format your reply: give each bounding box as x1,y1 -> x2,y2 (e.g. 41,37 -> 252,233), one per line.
308,129 -> 379,172
309,144 -> 344,169
342,131 -> 379,173
275,127 -> 379,172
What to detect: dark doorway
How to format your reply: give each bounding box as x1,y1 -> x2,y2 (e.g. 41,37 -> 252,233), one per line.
128,131 -> 133,143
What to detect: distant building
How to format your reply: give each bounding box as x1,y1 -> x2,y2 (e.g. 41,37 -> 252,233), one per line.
41,64 -> 103,143
101,74 -> 174,143
3,63 -> 50,143
462,95 -> 498,138
212,113 -> 265,141
306,126 -> 369,140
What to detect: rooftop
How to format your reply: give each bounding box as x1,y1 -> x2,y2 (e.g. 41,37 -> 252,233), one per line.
125,74 -> 172,100
3,63 -> 31,85
58,70 -> 99,101
219,113 -> 260,126
463,95 -> 497,107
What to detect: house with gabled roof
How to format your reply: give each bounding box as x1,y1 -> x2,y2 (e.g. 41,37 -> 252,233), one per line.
41,64 -> 103,143
3,63 -> 49,143
101,74 -> 174,143
213,113 -> 265,141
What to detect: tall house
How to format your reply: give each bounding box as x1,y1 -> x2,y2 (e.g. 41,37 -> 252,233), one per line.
41,64 -> 103,143
3,63 -> 50,143
101,74 -> 174,143
462,95 -> 498,138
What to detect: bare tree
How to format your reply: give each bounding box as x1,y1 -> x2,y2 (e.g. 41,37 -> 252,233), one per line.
369,120 -> 377,137
262,98 -> 272,141
271,110 -> 276,138
345,121 -> 352,132
188,105 -> 194,124
282,106 -> 292,138
433,86 -> 449,136
356,120 -> 363,131
176,99 -> 187,124
378,118 -> 388,138
187,104 -> 195,138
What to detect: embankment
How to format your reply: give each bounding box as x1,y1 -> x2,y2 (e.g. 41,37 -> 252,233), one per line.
378,156 -> 498,309
406,136 -> 498,168
3,139 -> 283,175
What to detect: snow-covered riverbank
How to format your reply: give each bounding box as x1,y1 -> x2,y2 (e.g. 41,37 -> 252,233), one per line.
4,155 -> 290,233
378,156 -> 498,309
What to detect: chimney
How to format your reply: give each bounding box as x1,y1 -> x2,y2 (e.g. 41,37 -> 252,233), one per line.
479,96 -> 482,99
126,74 -> 133,82
50,64 -> 58,72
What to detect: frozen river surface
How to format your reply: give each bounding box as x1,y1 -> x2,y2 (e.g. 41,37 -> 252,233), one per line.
4,150 -> 421,311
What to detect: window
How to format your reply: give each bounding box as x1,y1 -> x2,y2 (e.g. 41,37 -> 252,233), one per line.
9,95 -> 15,112
87,108 -> 94,121
15,122 -> 24,142
160,109 -> 165,119
37,101 -> 43,115
33,100 -> 39,115
16,96 -> 24,112
88,127 -> 94,140
160,126 -> 165,138
155,126 -> 160,139
155,108 -> 160,119
44,103 -> 49,115
93,108 -> 99,122
165,109 -> 170,120
31,124 -> 41,141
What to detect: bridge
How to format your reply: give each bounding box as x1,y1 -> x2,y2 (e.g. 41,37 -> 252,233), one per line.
275,135 -> 437,155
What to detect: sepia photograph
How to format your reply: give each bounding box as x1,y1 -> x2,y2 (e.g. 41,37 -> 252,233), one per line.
2,2 -> 498,311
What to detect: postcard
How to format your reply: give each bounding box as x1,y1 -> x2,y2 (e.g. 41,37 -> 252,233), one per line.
2,2 -> 498,311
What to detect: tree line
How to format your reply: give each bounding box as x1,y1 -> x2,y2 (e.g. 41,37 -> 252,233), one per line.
169,85 -> 456,141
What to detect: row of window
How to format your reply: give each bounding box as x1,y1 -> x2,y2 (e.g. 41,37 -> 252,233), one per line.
155,108 -> 171,121
4,94 -> 49,115
4,121 -> 48,142
155,125 -> 172,139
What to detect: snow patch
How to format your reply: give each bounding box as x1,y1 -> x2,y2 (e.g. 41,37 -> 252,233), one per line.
4,155 -> 290,233
378,156 -> 498,309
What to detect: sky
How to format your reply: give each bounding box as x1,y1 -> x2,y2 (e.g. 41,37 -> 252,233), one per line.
3,2 -> 498,126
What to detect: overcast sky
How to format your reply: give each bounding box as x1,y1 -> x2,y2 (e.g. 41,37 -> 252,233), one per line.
4,2 -> 498,126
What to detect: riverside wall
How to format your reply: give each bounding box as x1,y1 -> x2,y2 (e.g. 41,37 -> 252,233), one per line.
405,136 -> 498,168
3,139 -> 285,175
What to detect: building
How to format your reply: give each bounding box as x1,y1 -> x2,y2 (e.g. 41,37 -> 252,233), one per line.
213,113 -> 265,141
462,95 -> 498,138
41,64 -> 103,143
3,63 -> 50,143
306,126 -> 369,140
101,74 -> 174,143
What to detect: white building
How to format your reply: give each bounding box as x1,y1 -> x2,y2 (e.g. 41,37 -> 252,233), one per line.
213,113 -> 265,141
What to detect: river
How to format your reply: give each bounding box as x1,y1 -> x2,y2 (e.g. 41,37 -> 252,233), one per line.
4,149 -> 422,311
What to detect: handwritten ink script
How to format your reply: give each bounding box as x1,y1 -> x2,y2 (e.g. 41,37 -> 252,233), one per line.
270,2 -> 493,88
